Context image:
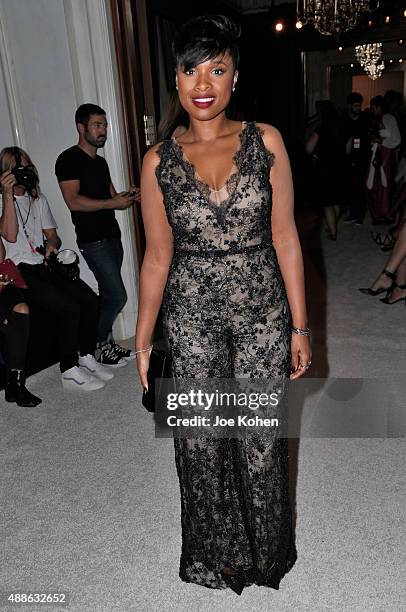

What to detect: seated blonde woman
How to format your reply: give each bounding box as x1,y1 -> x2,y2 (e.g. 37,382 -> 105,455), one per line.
0,169 -> 41,406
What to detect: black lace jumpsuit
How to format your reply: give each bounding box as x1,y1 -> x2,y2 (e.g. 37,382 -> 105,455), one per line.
155,122 -> 297,592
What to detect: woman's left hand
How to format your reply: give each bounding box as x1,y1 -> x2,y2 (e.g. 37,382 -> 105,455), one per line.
45,244 -> 59,258
290,334 -> 312,380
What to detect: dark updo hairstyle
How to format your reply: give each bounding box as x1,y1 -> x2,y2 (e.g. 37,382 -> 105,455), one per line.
173,15 -> 241,72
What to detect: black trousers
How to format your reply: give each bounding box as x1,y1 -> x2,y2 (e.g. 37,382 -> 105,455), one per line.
0,286 -> 29,371
347,159 -> 368,222
18,263 -> 99,372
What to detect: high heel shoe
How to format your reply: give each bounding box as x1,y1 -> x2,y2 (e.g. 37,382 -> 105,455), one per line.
359,269 -> 396,296
370,230 -> 384,246
380,233 -> 396,252
380,283 -> 406,305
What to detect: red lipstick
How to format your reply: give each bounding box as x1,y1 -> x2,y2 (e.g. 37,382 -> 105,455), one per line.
192,97 -> 215,109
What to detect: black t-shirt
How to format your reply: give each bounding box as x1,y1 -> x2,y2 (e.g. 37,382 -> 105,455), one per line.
343,111 -> 371,161
55,145 -> 120,244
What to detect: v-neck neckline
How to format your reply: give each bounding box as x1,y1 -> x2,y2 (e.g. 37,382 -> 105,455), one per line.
172,121 -> 248,197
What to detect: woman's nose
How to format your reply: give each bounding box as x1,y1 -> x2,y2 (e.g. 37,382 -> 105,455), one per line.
195,75 -> 211,91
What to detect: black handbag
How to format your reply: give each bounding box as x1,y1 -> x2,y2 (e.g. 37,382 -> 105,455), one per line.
142,348 -> 173,413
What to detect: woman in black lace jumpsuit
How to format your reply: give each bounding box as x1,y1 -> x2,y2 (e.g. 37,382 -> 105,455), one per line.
136,16 -> 311,595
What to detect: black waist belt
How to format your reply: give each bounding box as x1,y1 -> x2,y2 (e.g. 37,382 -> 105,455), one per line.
174,239 -> 273,259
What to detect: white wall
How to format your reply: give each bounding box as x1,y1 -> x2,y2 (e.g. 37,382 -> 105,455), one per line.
0,0 -> 138,340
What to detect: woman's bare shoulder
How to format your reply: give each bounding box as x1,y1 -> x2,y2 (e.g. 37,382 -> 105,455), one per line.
142,142 -> 167,168
254,122 -> 284,150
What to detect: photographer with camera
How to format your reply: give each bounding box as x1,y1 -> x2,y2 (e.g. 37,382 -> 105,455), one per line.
0,146 -> 114,392
0,170 -> 41,406
55,104 -> 139,368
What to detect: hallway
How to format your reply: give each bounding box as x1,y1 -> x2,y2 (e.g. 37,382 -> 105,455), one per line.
1,217 -> 405,612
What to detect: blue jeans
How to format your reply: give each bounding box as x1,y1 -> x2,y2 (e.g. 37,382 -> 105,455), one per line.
78,237 -> 127,345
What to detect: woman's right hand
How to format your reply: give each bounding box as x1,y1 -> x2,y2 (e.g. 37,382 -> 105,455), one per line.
0,170 -> 17,193
136,348 -> 152,391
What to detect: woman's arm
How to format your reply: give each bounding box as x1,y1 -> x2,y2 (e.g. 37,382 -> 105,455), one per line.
43,228 -> 62,255
259,123 -> 311,378
136,144 -> 174,389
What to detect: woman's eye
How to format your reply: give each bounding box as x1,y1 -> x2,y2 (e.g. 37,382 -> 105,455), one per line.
212,69 -> 224,75
184,69 -> 195,75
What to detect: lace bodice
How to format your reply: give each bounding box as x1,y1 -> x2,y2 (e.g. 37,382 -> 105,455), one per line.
155,122 -> 275,252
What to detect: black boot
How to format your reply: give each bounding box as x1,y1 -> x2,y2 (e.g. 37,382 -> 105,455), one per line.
5,370 -> 42,407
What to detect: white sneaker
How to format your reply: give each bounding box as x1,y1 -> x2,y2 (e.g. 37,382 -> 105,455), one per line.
61,365 -> 105,391
79,354 -> 114,381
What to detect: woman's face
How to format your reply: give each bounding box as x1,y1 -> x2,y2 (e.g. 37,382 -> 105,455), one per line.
9,153 -> 30,170
176,53 -> 237,122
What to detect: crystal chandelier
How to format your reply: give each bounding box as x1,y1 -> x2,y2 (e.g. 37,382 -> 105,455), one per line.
355,43 -> 385,80
296,1 -> 377,36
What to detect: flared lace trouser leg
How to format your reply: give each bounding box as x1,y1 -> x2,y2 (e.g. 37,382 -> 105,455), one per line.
168,327 -> 297,592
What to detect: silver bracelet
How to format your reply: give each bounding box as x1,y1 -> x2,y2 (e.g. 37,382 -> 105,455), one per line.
135,344 -> 153,355
291,325 -> 310,336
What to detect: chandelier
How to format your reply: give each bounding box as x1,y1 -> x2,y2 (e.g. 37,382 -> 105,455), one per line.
355,43 -> 385,80
296,1 -> 377,36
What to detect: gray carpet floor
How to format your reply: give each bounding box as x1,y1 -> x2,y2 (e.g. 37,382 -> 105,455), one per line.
1,217 -> 405,612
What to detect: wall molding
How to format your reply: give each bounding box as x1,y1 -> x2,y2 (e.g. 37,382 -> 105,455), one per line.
0,1 -> 27,146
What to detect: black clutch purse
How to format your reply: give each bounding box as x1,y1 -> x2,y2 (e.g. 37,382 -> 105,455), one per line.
142,348 -> 173,413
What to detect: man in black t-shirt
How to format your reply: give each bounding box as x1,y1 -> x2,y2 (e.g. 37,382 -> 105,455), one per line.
343,92 -> 371,225
55,103 -> 139,367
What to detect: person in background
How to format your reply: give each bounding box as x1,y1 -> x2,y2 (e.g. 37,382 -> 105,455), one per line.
366,95 -> 401,224
0,170 -> 41,406
343,92 -> 371,225
0,146 -> 110,392
305,101 -> 347,240
55,104 -> 138,368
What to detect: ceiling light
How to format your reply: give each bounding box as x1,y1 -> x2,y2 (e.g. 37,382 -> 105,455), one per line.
355,43 -> 384,80
297,0 -> 376,36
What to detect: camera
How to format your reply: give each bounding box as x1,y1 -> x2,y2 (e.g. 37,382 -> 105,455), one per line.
11,147 -> 38,194
11,165 -> 38,192
36,246 -> 80,281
